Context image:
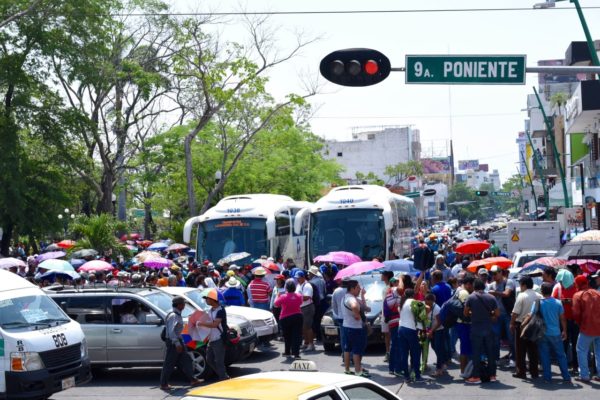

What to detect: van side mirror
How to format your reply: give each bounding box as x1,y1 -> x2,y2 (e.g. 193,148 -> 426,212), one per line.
60,301 -> 68,312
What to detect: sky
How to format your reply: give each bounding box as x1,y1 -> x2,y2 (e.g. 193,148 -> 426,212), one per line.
174,0 -> 600,183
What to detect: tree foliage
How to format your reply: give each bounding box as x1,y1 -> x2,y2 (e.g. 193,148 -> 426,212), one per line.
71,214 -> 129,260
384,160 -> 424,185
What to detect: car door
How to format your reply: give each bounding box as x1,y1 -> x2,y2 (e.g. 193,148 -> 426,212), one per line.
62,295 -> 109,364
337,383 -> 399,400
106,296 -> 165,365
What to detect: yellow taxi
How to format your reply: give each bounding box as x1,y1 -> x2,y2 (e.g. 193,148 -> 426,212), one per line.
181,361 -> 401,400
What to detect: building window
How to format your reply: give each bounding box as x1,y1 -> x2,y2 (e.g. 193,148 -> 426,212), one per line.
337,152 -> 343,157
367,134 -> 375,140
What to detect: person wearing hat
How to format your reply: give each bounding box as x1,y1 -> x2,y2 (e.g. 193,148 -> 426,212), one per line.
552,269 -> 579,374
270,274 -> 287,323
572,274 -> 600,382
222,277 -> 245,306
248,267 -> 272,311
159,296 -> 202,390
196,289 -> 230,381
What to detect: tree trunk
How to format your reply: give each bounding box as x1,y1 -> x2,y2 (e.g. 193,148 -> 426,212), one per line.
143,198 -> 154,240
184,135 -> 197,217
97,170 -> 114,214
28,234 -> 38,255
0,222 -> 14,257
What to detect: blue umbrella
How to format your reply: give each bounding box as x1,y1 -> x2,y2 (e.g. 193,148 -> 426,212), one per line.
40,270 -> 80,282
148,242 -> 168,251
380,259 -> 419,276
38,259 -> 75,272
69,259 -> 86,268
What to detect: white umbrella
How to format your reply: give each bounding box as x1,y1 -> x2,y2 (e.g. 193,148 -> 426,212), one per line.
0,257 -> 26,269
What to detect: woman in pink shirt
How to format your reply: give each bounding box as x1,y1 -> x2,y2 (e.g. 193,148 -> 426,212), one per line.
274,279 -> 303,358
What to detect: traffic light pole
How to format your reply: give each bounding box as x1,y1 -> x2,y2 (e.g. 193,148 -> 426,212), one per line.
521,151 -> 540,219
524,129 -> 549,216
533,87 -> 570,208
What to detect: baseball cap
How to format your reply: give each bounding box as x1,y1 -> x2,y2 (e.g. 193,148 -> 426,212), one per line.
478,268 -> 489,276
202,288 -> 219,302
490,265 -> 501,274
294,270 -> 305,278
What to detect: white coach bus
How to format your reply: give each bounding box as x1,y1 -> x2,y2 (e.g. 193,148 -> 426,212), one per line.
183,194 -> 312,266
295,185 -> 417,263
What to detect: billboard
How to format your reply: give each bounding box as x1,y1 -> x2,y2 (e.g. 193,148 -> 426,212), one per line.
458,159 -> 479,170
421,157 -> 451,174
537,59 -> 580,85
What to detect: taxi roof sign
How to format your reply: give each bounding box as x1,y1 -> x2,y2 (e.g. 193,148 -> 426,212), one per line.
290,359 -> 318,372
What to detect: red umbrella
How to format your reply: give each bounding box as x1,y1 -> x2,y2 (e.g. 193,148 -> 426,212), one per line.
467,257 -> 512,273
455,240 -> 490,255
570,259 -> 600,274
57,240 -> 76,249
137,240 -> 153,248
523,257 -> 567,269
120,233 -> 141,241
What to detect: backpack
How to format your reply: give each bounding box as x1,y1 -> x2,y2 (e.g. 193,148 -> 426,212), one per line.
439,292 -> 466,329
410,300 -> 428,326
160,311 -> 174,342
307,281 -> 321,305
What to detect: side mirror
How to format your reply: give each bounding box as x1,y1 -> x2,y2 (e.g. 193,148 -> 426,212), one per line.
60,301 -> 68,312
146,314 -> 162,325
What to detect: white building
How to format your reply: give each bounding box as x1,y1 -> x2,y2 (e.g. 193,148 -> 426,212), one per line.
458,169 -> 500,190
323,125 -> 420,183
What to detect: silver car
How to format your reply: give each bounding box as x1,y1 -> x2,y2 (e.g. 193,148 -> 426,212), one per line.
47,287 -> 257,379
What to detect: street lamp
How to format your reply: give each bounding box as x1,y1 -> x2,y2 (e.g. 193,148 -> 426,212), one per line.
214,171 -> 223,203
533,0 -> 600,78
58,208 -> 75,237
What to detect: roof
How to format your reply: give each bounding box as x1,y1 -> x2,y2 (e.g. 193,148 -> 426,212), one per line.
185,371 -> 362,400
0,269 -> 37,291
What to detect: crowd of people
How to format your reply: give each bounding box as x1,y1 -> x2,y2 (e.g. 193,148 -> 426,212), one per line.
3,231 -> 600,386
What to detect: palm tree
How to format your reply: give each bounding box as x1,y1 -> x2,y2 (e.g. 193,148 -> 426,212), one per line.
70,214 -> 129,260
550,92 -> 569,116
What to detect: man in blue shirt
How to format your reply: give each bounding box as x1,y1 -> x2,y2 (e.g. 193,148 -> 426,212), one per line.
534,282 -> 571,383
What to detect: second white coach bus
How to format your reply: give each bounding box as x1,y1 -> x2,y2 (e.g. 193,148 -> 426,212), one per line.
295,185 -> 417,263
183,194 -> 311,266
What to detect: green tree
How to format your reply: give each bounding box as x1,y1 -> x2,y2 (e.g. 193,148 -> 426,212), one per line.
354,172 -> 384,186
71,214 -> 129,260
384,160 -> 424,185
447,183 -> 483,224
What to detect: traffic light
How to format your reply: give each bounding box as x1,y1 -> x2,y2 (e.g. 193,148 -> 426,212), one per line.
475,190 -> 488,197
319,48 -> 391,87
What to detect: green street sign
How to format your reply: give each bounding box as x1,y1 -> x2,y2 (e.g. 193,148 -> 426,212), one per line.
405,55 -> 526,85
404,191 -> 420,198
492,191 -> 511,197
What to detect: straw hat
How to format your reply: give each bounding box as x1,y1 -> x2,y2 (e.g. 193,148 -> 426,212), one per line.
225,277 -> 241,288
253,267 -> 267,276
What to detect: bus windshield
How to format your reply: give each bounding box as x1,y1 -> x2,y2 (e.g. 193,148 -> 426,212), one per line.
310,209 -> 385,261
197,218 -> 269,262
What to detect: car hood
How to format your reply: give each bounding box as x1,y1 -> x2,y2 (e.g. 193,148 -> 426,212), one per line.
227,305 -> 274,320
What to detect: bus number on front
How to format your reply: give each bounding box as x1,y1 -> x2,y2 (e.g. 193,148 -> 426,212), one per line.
339,199 -> 354,204
226,208 -> 241,213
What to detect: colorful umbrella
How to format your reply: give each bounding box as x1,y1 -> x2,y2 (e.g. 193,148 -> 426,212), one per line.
40,270 -> 80,282
120,233 -> 141,241
218,252 -> 251,266
334,260 -> 384,281
143,257 -> 171,269
569,259 -> 600,274
455,240 -> 490,255
571,230 -> 600,242
38,259 -> 75,272
522,257 -> 567,269
57,240 -> 76,249
135,251 -> 162,262
36,251 -> 67,263
43,243 -> 62,252
79,260 -> 114,272
466,257 -> 512,273
71,249 -> 98,259
69,259 -> 86,268
314,251 -> 362,266
166,243 -> 189,252
148,242 -> 168,251
137,240 -> 153,248
380,259 -> 418,275
0,257 -> 27,269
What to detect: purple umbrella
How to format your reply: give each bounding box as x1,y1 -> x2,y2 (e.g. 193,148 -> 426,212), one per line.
314,251 -> 362,266
143,257 -> 171,269
166,243 -> 189,252
36,251 -> 67,263
334,260 -> 385,281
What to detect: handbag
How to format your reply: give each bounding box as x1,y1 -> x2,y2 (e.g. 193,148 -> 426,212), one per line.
520,299 -> 546,342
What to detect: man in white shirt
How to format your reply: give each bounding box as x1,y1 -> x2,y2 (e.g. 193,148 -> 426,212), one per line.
295,271 -> 315,351
331,279 -> 348,358
510,276 -> 542,379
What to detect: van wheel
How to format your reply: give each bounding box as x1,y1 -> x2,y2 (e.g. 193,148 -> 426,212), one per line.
190,348 -> 212,379
323,342 -> 336,352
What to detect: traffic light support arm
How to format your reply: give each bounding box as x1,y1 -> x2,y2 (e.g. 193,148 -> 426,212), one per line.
533,86 -> 570,208
524,128 -> 549,215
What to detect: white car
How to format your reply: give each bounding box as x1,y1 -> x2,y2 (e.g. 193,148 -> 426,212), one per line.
159,287 -> 278,342
511,250 -> 557,269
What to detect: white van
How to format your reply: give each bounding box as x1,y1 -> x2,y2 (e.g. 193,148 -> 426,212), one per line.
0,270 -> 91,399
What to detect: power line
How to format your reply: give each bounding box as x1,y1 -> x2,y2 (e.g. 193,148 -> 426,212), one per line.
111,6 -> 600,17
312,112 -> 522,119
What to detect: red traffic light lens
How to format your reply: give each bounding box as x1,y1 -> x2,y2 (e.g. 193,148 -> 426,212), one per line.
364,60 -> 379,75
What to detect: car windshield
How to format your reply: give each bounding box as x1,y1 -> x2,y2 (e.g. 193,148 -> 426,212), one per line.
0,294 -> 70,330
310,209 -> 385,261
184,289 -> 211,312
354,274 -> 387,302
143,292 -> 195,318
197,218 -> 268,263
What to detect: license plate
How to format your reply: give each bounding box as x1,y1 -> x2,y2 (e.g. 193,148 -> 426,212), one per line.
61,376 -> 76,390
325,327 -> 338,336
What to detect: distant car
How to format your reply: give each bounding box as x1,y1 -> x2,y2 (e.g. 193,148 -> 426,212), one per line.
159,286 -> 278,342
182,370 -> 402,400
320,273 -> 386,352
511,250 -> 557,269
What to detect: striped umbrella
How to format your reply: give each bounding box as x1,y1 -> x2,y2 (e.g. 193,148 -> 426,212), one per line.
522,257 -> 567,269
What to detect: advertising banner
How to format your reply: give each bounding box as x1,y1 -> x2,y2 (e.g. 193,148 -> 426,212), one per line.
458,159 -> 479,170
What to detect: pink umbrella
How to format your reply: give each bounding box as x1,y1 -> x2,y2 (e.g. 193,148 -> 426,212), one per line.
334,260 -> 384,281
570,259 -> 600,274
314,251 -> 362,266
36,251 -> 67,263
79,260 -> 114,272
143,257 -> 171,269
0,257 -> 27,269
166,243 -> 189,252
523,257 -> 567,269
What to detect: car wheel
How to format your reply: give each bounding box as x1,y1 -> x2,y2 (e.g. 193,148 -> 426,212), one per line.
323,341 -> 337,352
190,348 -> 213,379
